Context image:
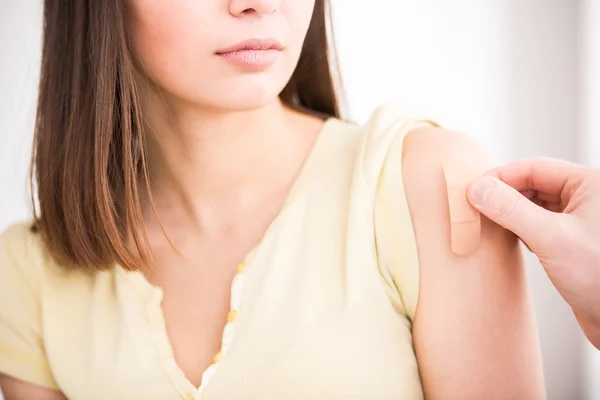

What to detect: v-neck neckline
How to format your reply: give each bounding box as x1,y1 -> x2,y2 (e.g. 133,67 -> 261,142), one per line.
118,116 -> 338,398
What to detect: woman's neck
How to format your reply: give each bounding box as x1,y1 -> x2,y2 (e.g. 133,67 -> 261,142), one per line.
140,93 -> 321,232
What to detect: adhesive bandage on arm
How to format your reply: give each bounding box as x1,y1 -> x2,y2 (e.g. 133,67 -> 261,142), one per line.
442,152 -> 484,256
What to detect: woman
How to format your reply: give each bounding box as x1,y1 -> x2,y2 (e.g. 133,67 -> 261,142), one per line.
0,1 -> 545,399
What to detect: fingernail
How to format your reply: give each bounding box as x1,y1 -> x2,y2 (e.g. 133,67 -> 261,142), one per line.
469,177 -> 495,205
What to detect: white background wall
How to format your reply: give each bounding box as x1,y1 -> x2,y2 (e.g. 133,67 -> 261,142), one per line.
0,0 -> 41,229
581,1 -> 600,398
0,0 -> 597,399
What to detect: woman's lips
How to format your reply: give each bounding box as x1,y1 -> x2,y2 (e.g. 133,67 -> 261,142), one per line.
217,49 -> 280,68
216,38 -> 283,68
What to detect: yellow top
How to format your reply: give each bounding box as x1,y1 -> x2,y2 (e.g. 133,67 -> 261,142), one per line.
0,103 -> 437,400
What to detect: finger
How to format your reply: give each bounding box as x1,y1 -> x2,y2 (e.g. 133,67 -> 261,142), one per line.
486,157 -> 587,200
468,176 -> 559,248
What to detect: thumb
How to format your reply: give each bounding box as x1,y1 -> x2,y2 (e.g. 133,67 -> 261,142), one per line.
467,176 -> 557,247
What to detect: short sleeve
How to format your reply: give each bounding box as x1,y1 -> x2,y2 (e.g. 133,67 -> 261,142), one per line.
369,105 -> 439,322
0,223 -> 59,389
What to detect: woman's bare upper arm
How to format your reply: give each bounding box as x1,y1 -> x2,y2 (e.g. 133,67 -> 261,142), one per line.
0,374 -> 66,400
402,128 -> 546,400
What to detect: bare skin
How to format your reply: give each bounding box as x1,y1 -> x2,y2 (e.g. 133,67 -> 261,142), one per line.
405,129 -> 546,400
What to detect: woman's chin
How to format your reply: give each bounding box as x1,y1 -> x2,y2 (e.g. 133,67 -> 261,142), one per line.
219,93 -> 278,111
183,74 -> 289,112
194,90 -> 282,112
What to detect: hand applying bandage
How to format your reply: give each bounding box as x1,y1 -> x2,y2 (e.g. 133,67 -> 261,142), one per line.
467,157 -> 600,350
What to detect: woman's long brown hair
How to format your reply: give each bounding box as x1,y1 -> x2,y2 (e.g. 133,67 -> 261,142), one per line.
31,0 -> 342,271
